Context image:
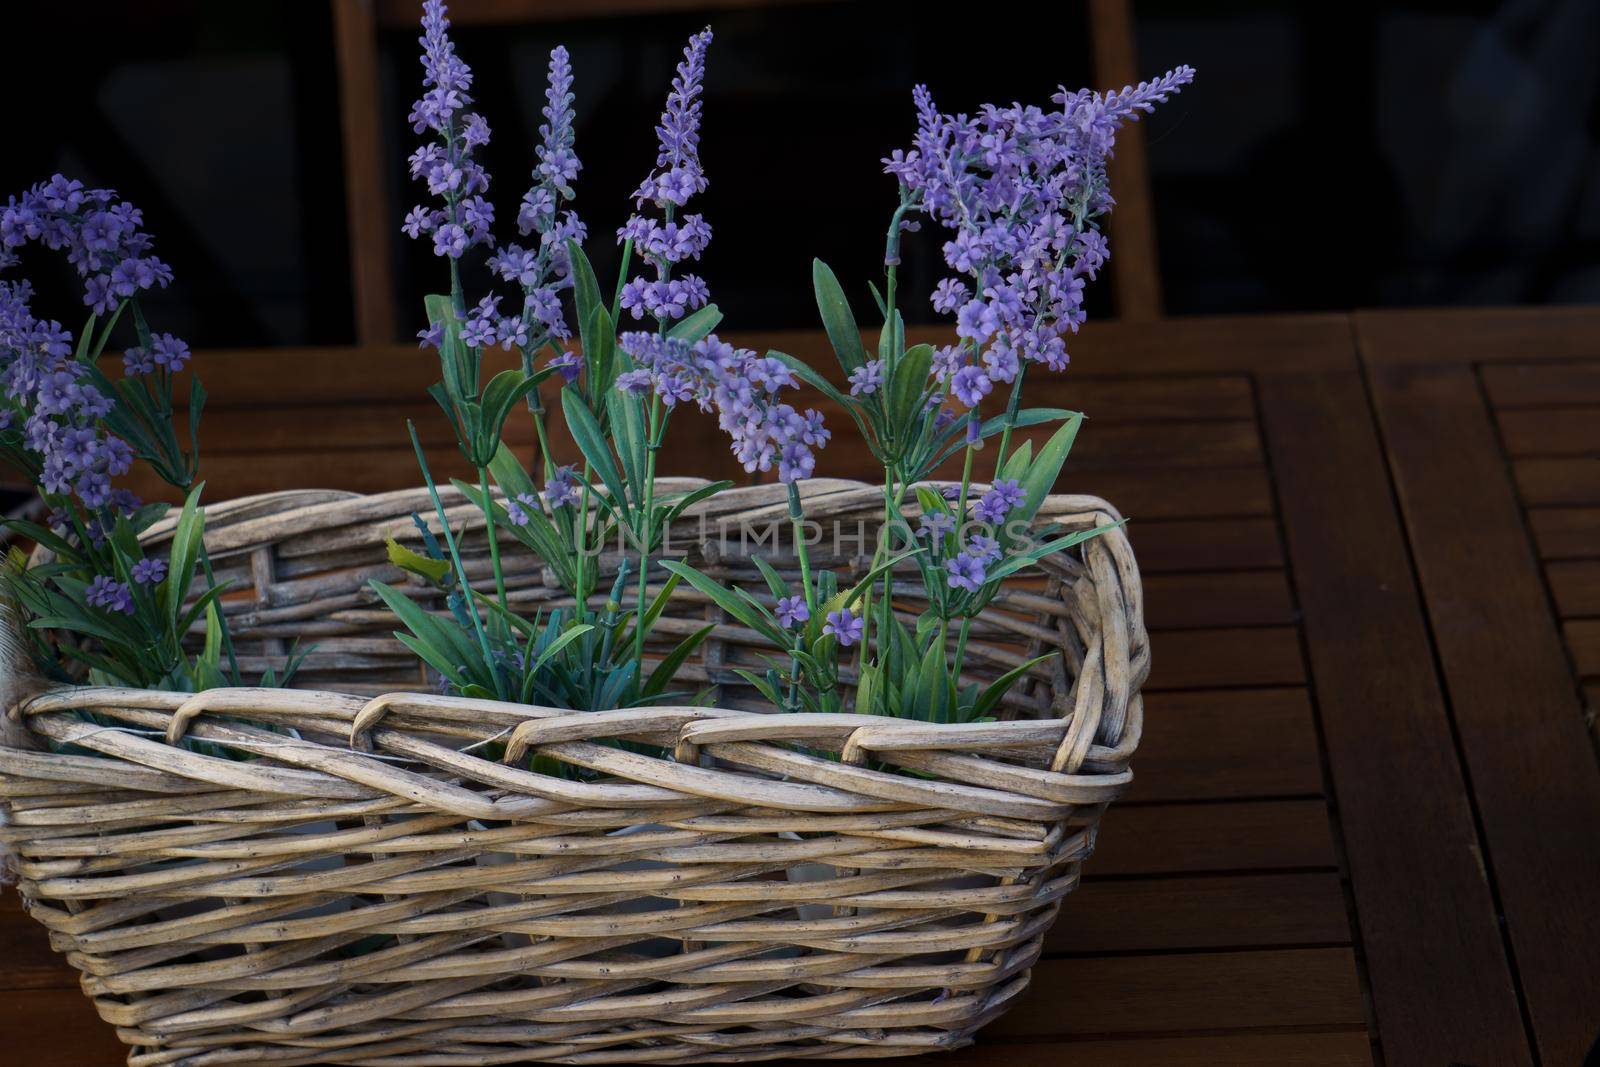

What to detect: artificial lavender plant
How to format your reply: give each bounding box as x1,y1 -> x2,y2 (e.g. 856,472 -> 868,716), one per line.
0,176 -> 262,690
378,3 -> 742,711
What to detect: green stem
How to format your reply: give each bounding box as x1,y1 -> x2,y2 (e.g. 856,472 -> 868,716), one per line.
409,422 -> 492,666
481,466 -> 509,612
633,397 -> 664,667
786,480 -> 822,710
991,364 -> 1030,478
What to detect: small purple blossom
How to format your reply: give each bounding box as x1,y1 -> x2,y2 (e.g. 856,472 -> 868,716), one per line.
776,595 -> 809,629
85,574 -> 134,614
504,492 -> 536,526
966,534 -> 1003,565
131,558 -> 167,585
918,509 -> 955,539
848,360 -> 884,396
542,465 -> 580,508
149,333 -> 189,372
824,608 -> 864,647
945,552 -> 987,593
951,364 -> 993,407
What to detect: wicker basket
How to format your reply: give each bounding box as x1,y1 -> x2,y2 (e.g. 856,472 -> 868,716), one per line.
0,478 -> 1147,1064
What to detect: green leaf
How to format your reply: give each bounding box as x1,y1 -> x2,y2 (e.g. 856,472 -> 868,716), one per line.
662,479 -> 732,526
987,520 -> 1127,583
914,634 -> 950,724
968,654 -> 1055,722
1016,412 -> 1084,524
812,259 -> 865,371
562,388 -> 627,511
659,560 -> 790,649
567,240 -> 604,355
1000,439 -> 1034,482
606,387 -> 647,492
530,623 -> 597,672
887,342 -> 933,430
161,483 -> 206,628
386,537 -> 452,583
750,556 -> 788,601
978,407 -> 1080,440
644,624 -> 714,697
668,303 -> 723,345
731,666 -> 785,708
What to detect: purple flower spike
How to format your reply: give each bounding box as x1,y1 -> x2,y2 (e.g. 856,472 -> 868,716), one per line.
919,510 -> 954,539
404,2 -> 494,259
131,558 -> 167,585
85,574 -> 134,614
776,595 -> 809,629
824,608 -> 864,647
617,29 -> 715,322
885,67 -> 1192,385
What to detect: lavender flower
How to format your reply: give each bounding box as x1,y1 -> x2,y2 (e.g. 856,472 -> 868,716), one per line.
150,333 -> 190,372
918,510 -> 954,539
776,594 -> 809,629
403,2 -> 494,259
617,29 -> 715,322
542,465 -> 580,508
945,552 -> 987,593
504,492 -> 537,526
618,331 -> 829,483
973,478 -> 1025,524
950,364 -> 993,407
85,575 -> 134,614
966,534 -> 1003,565
0,279 -> 138,510
824,608 -> 864,647
2,175 -> 173,313
885,68 -> 1193,386
484,45 -> 587,348
131,558 -> 167,585
848,360 -> 884,396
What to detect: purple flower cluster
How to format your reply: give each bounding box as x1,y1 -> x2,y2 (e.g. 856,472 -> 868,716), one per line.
972,477 -> 1024,524
402,2 -> 494,260
617,331 -> 829,483
85,574 -> 134,614
0,280 -> 135,510
485,45 -> 587,345
884,68 -> 1193,396
1,175 -> 173,314
122,333 -> 190,376
617,29 -> 715,322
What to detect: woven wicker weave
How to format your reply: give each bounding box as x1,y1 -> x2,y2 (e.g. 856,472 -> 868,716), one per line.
0,479 -> 1147,1064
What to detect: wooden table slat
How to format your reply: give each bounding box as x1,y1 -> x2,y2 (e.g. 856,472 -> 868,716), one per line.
1360,353 -> 1600,1066
1259,365 -> 1532,1066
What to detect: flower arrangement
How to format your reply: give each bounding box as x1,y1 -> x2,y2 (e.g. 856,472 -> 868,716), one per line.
0,7 -> 1183,1056
379,0 -> 1191,726
0,0 -> 1189,724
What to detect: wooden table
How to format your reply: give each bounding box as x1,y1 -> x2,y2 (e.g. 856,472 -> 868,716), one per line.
3,309 -> 1597,1066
